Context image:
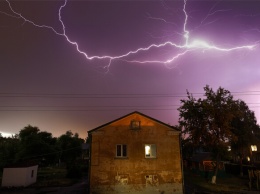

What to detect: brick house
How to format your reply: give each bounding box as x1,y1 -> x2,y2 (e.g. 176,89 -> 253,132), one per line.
87,111 -> 183,194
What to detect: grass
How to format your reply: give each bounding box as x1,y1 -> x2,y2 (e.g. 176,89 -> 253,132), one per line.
32,166 -> 82,188
33,167 -> 71,187
184,168 -> 251,193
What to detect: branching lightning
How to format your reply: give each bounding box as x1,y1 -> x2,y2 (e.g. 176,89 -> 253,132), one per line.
2,0 -> 258,71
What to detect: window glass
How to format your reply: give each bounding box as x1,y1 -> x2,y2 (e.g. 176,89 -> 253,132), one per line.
122,145 -> 127,157
117,145 -> 122,156
145,144 -> 156,158
116,144 -> 127,157
145,145 -> 151,157
130,120 -> 140,129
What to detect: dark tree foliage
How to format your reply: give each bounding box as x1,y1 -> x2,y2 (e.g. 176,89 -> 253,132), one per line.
16,125 -> 40,162
178,85 -> 258,183
231,100 -> 259,152
179,86 -> 237,148
230,100 -> 260,175
19,125 -> 40,141
0,134 -> 19,169
16,125 -> 58,164
57,130 -> 84,165
0,125 -> 85,173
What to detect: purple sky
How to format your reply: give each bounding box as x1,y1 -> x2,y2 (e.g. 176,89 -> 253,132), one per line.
1,0 -> 260,138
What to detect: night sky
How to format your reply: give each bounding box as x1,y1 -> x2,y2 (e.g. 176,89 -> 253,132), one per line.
1,0 -> 260,138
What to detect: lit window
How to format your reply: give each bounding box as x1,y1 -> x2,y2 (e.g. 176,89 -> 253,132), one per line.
145,144 -> 156,158
130,120 -> 140,129
116,144 -> 127,157
251,145 -> 257,152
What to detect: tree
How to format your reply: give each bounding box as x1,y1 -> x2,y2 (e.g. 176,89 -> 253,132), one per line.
0,125 -> 85,171
231,100 -> 260,175
57,130 -> 84,178
179,85 -> 240,184
37,131 -> 58,165
19,125 -> 40,141
57,130 -> 84,165
0,135 -> 19,169
16,125 -> 58,165
16,125 -> 41,162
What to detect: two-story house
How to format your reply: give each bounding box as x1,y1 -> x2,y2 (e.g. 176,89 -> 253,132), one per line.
88,111 -> 183,194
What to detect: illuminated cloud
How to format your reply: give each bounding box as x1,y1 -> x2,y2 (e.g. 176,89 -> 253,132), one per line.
3,0 -> 258,70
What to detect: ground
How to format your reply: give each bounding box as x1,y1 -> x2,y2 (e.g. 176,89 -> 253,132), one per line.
0,176 -> 88,194
0,167 -> 259,194
184,168 -> 260,194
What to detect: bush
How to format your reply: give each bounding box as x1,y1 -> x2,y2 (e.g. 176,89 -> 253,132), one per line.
66,164 -> 82,179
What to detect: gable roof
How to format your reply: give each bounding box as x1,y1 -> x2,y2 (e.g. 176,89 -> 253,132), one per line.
88,111 -> 179,134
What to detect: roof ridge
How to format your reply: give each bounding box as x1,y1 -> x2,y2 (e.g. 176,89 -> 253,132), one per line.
88,111 -> 178,134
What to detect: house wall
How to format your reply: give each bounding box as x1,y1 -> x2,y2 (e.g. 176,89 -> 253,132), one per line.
1,165 -> 38,187
89,113 -> 183,194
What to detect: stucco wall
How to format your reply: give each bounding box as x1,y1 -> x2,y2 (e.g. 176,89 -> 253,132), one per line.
89,113 -> 183,194
1,165 -> 38,187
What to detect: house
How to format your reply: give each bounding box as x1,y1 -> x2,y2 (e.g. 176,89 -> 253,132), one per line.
1,163 -> 38,187
189,152 -> 213,171
87,111 -> 183,194
186,151 -> 226,179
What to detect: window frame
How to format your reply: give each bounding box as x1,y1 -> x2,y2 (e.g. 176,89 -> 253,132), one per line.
116,144 -> 127,158
145,144 -> 157,158
130,120 -> 141,130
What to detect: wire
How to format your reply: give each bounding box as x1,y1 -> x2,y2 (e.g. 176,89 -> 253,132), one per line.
1,91 -> 260,98
0,108 -> 178,112
1,91 -> 260,112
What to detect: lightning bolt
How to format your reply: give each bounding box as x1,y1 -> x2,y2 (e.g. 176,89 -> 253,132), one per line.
2,0 -> 258,71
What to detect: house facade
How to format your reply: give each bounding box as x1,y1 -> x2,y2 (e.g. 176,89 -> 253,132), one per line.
88,111 -> 183,194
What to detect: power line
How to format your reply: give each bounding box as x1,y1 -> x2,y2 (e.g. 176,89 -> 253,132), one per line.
0,105 -> 180,108
0,105 -> 180,111
0,108 -> 178,112
1,107 -> 260,112
1,91 -> 260,98
1,91 -> 260,112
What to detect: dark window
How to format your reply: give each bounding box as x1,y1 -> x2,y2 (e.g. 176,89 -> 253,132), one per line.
122,145 -> 127,156
116,144 -> 127,157
117,145 -> 121,156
